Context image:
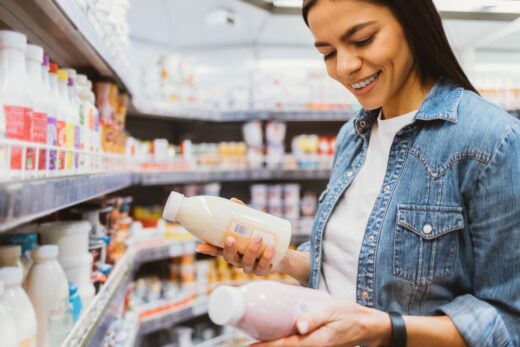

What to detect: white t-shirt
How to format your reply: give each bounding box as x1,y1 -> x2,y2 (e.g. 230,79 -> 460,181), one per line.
319,110 -> 417,301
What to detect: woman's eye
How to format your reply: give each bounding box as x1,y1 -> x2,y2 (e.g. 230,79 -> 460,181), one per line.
355,36 -> 375,48
324,51 -> 336,61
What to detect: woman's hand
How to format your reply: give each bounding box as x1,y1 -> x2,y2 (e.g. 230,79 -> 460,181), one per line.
195,198 -> 279,276
251,301 -> 391,347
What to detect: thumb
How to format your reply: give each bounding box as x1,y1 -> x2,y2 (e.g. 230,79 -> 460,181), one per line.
296,306 -> 334,335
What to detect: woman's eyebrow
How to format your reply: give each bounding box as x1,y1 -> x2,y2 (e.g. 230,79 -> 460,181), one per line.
314,21 -> 377,48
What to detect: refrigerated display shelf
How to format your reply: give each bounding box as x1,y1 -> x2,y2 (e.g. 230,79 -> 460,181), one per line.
0,173 -> 134,232
139,168 -> 332,185
61,238 -> 197,347
132,101 -> 356,122
0,0 -> 132,92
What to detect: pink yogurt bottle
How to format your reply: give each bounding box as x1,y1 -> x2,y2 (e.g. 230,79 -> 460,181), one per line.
208,280 -> 332,341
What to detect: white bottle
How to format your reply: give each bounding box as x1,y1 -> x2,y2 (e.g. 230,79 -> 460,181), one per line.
0,267 -> 37,347
0,280 -> 19,347
24,245 -> 71,347
56,69 -> 71,173
26,44 -> 48,177
0,30 -> 33,179
163,193 -> 291,267
66,74 -> 80,173
47,63 -> 61,175
0,96 -> 7,181
0,245 -> 25,277
76,74 -> 90,172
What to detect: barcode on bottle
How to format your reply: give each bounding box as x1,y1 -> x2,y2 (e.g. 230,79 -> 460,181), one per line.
231,223 -> 252,237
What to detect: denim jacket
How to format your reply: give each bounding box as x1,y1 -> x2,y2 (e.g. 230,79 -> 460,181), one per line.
298,79 -> 520,346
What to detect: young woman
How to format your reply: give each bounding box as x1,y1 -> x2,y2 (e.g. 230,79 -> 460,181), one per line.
197,0 -> 520,345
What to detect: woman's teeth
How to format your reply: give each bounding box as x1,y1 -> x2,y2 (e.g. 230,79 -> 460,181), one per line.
351,71 -> 380,90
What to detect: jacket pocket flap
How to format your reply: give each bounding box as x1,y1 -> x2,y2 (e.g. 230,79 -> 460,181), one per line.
397,204 -> 464,240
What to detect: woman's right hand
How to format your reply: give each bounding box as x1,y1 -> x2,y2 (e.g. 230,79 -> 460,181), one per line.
195,198 -> 278,276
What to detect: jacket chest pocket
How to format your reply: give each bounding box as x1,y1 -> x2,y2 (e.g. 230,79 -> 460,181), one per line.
393,204 -> 464,286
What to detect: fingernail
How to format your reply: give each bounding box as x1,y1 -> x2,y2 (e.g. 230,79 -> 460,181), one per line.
297,320 -> 308,335
226,237 -> 234,247
254,235 -> 262,244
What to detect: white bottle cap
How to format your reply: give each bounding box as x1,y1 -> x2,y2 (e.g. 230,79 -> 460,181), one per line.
0,267 -> 23,285
31,245 -> 59,260
208,286 -> 245,326
0,280 -> 4,298
64,68 -> 77,79
26,44 -> 44,62
0,245 -> 21,259
0,30 -> 27,51
162,192 -> 185,222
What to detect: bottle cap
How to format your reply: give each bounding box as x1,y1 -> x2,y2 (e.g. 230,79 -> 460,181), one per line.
0,30 -> 27,51
0,280 -> 4,297
50,63 -> 59,74
0,245 -> 21,259
31,245 -> 59,260
26,44 -> 44,62
57,69 -> 68,82
64,68 -> 77,79
162,192 -> 185,222
0,267 -> 23,285
208,286 -> 245,326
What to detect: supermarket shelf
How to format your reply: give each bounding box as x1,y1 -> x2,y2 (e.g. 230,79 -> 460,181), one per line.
132,101 -> 356,122
0,173 -> 134,232
0,0 -> 132,92
131,238 -> 197,271
62,238 -> 196,347
138,296 -> 210,335
139,168 -> 332,185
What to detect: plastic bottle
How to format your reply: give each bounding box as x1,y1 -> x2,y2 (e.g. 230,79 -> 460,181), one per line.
76,74 -> 89,172
0,245 -> 25,276
0,267 -> 37,347
47,62 -> 60,174
56,69 -> 70,173
209,281 -> 332,341
0,280 -> 19,347
26,44 -> 48,177
66,76 -> 80,172
24,245 -> 72,347
0,96 -> 6,181
163,192 -> 291,267
0,31 -> 33,178
68,282 -> 82,323
86,80 -> 101,163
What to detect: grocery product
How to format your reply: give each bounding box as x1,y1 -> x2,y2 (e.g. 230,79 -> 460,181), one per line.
0,267 -> 37,347
0,280 -> 19,347
163,192 -> 291,267
57,69 -> 73,172
47,62 -> 60,173
0,96 -> 6,181
26,44 -> 48,175
68,282 -> 83,322
208,280 -> 332,341
0,30 -> 33,177
0,245 -> 24,275
24,245 -> 72,347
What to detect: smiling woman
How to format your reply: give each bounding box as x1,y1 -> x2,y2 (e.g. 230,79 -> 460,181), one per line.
197,1 -> 520,346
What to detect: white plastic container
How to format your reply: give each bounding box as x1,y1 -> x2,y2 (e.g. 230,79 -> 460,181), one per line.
38,221 -> 91,260
57,70 -> 72,173
0,280 -> 19,347
47,62 -> 60,174
24,245 -> 72,347
209,281 -> 332,341
0,245 -> 25,276
0,267 -> 37,347
0,30 -> 33,178
59,253 -> 95,306
0,96 -> 6,181
163,192 -> 291,267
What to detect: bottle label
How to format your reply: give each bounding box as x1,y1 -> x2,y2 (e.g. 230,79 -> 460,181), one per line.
222,219 -> 276,255
75,125 -> 80,168
4,105 -> 31,170
57,120 -> 66,170
66,123 -> 75,169
47,116 -> 57,171
30,112 -> 48,171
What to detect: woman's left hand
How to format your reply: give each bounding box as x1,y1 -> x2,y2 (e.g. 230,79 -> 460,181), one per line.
250,301 -> 392,347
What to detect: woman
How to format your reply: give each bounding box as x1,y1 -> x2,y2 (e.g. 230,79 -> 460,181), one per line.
197,0 -> 520,345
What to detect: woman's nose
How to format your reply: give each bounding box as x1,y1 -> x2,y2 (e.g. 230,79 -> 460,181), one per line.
336,50 -> 362,79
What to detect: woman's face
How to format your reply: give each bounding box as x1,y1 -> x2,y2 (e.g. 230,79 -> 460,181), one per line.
307,0 -> 417,111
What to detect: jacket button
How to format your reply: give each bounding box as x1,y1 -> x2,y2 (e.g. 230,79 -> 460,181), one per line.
423,224 -> 433,234
359,120 -> 367,128
346,171 -> 353,177
362,291 -> 369,300
384,185 -> 391,193
368,235 -> 375,242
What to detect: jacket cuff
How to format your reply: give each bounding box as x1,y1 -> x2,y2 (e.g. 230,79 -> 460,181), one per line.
437,294 -> 511,347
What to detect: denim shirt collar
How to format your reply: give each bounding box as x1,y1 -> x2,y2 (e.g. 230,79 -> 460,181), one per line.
354,78 -> 464,135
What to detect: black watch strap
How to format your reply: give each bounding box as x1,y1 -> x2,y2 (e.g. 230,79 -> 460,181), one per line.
388,312 -> 407,347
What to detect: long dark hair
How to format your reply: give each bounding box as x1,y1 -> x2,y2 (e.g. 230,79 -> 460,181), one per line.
302,0 -> 479,94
